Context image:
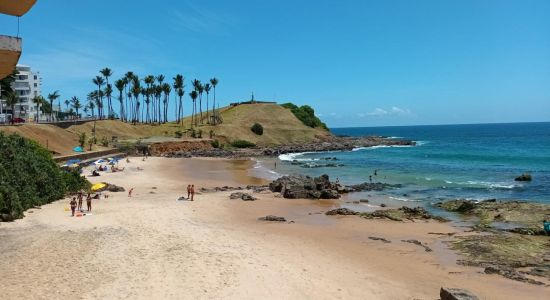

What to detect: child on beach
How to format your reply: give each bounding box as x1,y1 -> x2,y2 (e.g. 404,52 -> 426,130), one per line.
77,192 -> 83,211
190,185 -> 195,201
70,197 -> 77,216
86,193 -> 92,212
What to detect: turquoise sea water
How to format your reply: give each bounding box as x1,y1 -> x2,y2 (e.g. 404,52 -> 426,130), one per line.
268,122 -> 550,205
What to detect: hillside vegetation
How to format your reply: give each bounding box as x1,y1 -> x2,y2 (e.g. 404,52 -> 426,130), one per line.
0,133 -> 89,221
0,103 -> 332,155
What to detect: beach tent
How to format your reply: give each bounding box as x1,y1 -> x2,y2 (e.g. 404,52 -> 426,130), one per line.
91,182 -> 107,192
66,159 -> 81,164
73,146 -> 84,152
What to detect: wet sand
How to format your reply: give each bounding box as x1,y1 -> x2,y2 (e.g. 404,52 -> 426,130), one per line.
0,157 -> 547,299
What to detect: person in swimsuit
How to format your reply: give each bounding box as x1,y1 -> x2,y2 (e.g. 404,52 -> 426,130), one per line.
190,185 -> 195,201
86,193 -> 92,212
70,197 -> 77,216
77,192 -> 83,211
187,184 -> 191,199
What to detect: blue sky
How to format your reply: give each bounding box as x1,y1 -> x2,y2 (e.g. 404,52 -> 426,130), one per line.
1,0 -> 549,127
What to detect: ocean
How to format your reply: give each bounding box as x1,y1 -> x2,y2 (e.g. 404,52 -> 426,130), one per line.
255,122 -> 550,207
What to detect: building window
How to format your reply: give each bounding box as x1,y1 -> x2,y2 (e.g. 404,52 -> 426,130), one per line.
34,83 -> 37,87
34,75 -> 37,80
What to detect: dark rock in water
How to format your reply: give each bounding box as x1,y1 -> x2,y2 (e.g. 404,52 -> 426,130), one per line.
229,192 -> 256,201
380,203 -> 387,207
326,208 -> 359,216
484,265 -> 544,285
401,239 -> 432,252
368,236 -> 391,243
106,184 -> 125,192
258,215 -> 286,222
515,173 -> 532,181
440,287 -> 480,300
359,199 -> 369,203
344,182 -> 400,192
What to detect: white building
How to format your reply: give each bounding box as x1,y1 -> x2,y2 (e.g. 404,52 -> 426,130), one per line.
12,64 -> 42,121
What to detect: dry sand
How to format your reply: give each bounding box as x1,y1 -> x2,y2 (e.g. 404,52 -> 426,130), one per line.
0,157 -> 547,299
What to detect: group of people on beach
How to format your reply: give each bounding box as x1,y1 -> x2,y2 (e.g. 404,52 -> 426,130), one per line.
69,192 -> 92,217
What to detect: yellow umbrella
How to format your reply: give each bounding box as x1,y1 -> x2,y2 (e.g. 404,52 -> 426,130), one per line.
91,182 -> 107,192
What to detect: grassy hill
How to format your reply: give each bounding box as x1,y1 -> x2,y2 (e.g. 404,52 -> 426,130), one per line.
0,103 -> 331,155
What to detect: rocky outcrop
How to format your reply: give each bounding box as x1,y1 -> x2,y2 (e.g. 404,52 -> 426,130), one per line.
440,287 -> 479,300
361,206 -> 447,222
149,140 -> 213,156
325,208 -> 359,215
258,215 -> 286,222
484,265 -> 544,285
106,183 -> 125,192
269,174 -> 341,199
368,236 -> 391,243
515,173 -> 532,181
436,199 -> 550,233
401,239 -> 432,252
229,192 -> 257,201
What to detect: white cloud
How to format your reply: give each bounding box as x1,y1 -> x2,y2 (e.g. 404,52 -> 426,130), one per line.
359,106 -> 414,118
172,3 -> 236,35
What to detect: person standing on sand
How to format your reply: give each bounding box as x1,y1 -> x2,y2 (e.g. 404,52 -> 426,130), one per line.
187,184 -> 191,199
77,192 -> 83,211
128,188 -> 134,197
86,193 -> 92,212
190,185 -> 195,201
70,197 -> 77,217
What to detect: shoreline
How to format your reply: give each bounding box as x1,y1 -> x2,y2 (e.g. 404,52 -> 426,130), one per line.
0,156 -> 548,299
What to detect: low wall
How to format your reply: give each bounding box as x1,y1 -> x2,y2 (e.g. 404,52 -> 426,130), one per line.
53,148 -> 124,163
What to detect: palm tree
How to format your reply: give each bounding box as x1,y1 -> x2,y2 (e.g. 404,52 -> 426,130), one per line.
47,91 -> 60,122
31,95 -> 44,123
115,79 -> 125,122
104,84 -> 113,119
143,75 -> 154,123
173,74 -> 184,122
83,106 -> 89,117
204,83 -> 211,123
71,96 -> 81,119
100,68 -> 113,116
192,79 -> 203,124
131,78 -> 141,124
4,91 -> 18,124
64,99 -> 70,112
92,76 -> 105,119
189,90 -> 198,128
210,78 -> 218,124
162,83 -> 171,123
88,101 -> 95,118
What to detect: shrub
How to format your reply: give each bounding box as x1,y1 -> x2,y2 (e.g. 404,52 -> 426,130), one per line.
280,103 -> 328,130
175,130 -> 183,138
231,140 -> 256,148
78,132 -> 87,147
211,139 -> 220,148
197,129 -> 203,138
251,123 -> 264,135
0,133 -> 90,221
100,136 -> 109,147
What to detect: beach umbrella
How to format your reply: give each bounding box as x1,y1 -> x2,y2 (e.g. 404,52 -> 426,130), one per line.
91,182 -> 107,192
94,159 -> 105,164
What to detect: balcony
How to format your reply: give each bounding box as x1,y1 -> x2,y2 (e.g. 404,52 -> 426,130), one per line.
0,35 -> 21,79
0,0 -> 37,17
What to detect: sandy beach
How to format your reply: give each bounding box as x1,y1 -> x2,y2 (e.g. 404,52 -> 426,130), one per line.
0,157 -> 547,299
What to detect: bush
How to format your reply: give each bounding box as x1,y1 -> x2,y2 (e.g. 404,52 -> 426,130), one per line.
250,123 -> 264,135
100,136 -> 109,147
280,103 -> 328,130
211,139 -> 220,148
175,130 -> 183,138
231,140 -> 256,148
0,133 -> 90,221
78,132 -> 86,147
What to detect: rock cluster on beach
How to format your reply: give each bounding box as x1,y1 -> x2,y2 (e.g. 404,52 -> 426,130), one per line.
360,206 -> 448,222
440,287 -> 480,300
269,174 -> 397,200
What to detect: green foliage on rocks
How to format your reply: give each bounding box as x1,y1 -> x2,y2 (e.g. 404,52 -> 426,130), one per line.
231,140 -> 256,148
281,103 -> 328,130
0,133 -> 90,221
250,123 -> 264,135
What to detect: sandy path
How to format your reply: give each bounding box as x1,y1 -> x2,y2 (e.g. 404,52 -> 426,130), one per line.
0,157 -> 547,299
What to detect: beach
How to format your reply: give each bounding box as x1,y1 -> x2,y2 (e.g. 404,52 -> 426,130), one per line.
0,157 -> 548,299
